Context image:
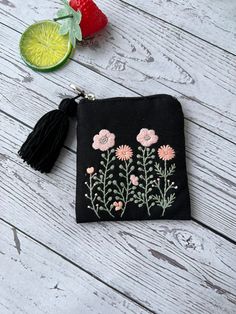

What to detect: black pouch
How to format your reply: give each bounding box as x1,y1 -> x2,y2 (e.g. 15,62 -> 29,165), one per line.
19,92 -> 191,223
76,94 -> 190,222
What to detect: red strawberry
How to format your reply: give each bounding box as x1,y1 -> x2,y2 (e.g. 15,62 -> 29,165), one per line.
69,0 -> 108,38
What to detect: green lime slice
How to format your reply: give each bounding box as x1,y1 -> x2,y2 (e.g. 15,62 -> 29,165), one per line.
20,20 -> 73,72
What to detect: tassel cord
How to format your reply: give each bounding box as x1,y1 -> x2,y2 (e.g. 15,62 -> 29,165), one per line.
18,95 -> 82,173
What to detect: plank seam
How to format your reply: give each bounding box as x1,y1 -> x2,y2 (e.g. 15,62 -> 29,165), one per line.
1,2 -> 236,58
0,20 -> 235,131
192,218 -> 236,245
0,108 -> 77,154
119,0 -> 236,57
1,108 -> 235,241
70,59 -> 236,126
0,217 -> 155,314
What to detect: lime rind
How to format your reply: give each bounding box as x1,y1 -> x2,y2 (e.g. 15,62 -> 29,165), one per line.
20,20 -> 73,72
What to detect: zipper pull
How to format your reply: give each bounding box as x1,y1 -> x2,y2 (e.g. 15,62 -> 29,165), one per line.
70,83 -> 96,101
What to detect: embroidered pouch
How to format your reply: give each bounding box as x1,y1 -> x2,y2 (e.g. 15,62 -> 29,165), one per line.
19,92 -> 191,222
75,94 -> 191,222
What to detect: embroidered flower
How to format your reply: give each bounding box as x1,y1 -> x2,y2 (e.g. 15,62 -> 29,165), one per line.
92,129 -> 115,151
158,145 -> 175,161
86,167 -> 95,175
130,174 -> 139,186
136,128 -> 158,147
115,145 -> 133,161
113,201 -> 123,211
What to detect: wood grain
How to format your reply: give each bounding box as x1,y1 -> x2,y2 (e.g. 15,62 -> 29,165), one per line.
0,22 -> 235,240
123,0 -> 236,55
76,0 -> 236,121
0,220 -> 151,314
0,22 -> 235,145
1,112 -> 236,313
0,1 -> 236,312
0,0 -> 235,123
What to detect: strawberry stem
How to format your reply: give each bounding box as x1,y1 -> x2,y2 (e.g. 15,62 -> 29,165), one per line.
53,14 -> 73,21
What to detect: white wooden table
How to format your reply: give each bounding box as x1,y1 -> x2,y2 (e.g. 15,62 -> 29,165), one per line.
0,1 -> 236,313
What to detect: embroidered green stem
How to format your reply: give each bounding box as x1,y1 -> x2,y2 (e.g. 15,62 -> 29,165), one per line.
134,147 -> 155,216
114,159 -> 135,217
153,161 -> 177,216
143,148 -> 150,215
85,174 -> 100,218
96,149 -> 115,217
163,160 -> 167,209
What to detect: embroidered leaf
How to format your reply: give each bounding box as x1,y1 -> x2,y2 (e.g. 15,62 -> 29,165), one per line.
152,195 -> 163,206
85,173 -> 100,218
113,159 -> 136,217
85,149 -> 115,218
85,129 -> 178,220
166,193 -> 176,207
154,163 -> 165,177
96,150 -> 115,217
166,164 -> 176,177
133,146 -> 155,216
152,159 -> 177,217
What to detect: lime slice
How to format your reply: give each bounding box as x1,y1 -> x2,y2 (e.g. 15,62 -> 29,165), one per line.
20,20 -> 73,72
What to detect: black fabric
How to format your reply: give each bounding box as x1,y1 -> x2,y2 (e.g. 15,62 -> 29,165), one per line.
76,94 -> 191,222
18,97 -> 79,173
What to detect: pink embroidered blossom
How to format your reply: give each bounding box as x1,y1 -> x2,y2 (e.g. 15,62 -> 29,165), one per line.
115,145 -> 133,161
113,201 -> 123,211
158,145 -> 175,161
130,174 -> 139,186
86,167 -> 95,175
136,128 -> 158,147
92,129 -> 115,151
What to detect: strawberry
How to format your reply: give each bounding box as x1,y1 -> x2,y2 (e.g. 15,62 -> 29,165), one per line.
69,0 -> 108,38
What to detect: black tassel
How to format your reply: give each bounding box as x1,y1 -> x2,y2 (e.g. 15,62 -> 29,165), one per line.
18,96 -> 79,173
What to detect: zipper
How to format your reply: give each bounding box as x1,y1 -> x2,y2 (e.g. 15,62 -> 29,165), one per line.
70,83 -> 96,101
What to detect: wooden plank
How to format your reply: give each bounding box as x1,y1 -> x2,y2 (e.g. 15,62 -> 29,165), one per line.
122,0 -> 236,55
185,119 -> 236,238
1,113 -> 236,313
74,0 -> 236,121
0,220 -> 151,314
0,23 -> 235,240
0,22 -> 235,145
1,0 -> 235,123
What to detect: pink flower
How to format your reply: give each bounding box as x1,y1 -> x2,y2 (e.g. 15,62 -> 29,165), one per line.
86,167 -> 94,175
113,201 -> 123,211
115,145 -> 133,161
158,145 -> 175,161
130,174 -> 139,186
136,128 -> 158,147
92,129 -> 115,151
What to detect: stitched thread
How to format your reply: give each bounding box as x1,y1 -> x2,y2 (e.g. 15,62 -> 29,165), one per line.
85,129 -> 178,218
